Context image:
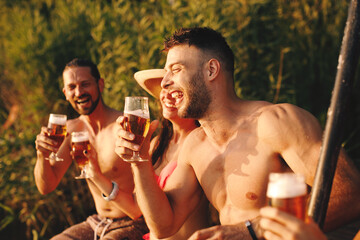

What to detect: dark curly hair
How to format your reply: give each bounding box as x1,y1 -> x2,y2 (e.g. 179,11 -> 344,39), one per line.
163,27 -> 234,73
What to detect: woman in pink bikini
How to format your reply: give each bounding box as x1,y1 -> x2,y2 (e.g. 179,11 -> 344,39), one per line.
133,69 -> 211,240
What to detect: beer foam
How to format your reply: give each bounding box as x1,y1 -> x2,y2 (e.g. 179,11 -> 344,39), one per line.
49,114 -> 67,125
266,173 -> 307,199
125,109 -> 149,119
71,132 -> 89,142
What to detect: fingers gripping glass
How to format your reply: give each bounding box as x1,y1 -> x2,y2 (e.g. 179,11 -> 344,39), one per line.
45,114 -> 67,162
71,131 -> 92,179
122,97 -> 150,162
266,173 -> 308,221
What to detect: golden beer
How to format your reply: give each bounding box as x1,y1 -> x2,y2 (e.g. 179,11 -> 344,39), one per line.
123,96 -> 150,162
266,173 -> 307,220
123,111 -> 150,146
46,113 -> 67,161
47,114 -> 67,147
47,123 -> 67,147
71,132 -> 91,168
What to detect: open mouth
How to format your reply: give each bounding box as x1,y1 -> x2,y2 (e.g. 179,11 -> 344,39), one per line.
171,91 -> 183,99
162,90 -> 184,108
170,91 -> 184,105
75,96 -> 91,107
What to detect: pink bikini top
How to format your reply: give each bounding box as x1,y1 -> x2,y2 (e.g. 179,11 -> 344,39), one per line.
156,160 -> 178,189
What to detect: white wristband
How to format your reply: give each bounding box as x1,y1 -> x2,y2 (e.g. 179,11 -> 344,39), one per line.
102,181 -> 119,201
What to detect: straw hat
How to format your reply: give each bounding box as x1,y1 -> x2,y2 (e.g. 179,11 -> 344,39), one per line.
134,69 -> 165,98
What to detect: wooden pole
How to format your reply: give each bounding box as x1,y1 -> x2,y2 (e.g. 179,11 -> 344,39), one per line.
307,0 -> 360,228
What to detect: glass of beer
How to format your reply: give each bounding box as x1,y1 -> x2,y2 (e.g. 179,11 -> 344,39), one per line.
45,113 -> 67,162
71,131 -> 92,179
122,96 -> 150,162
266,172 -> 308,220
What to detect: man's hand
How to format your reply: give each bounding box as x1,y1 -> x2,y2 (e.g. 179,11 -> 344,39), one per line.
35,126 -> 58,158
259,206 -> 327,240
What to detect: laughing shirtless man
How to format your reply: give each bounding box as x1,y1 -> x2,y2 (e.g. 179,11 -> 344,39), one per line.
34,58 -> 148,239
116,27 -> 360,239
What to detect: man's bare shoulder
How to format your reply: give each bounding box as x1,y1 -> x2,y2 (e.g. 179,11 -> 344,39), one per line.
185,127 -> 206,145
256,102 -> 297,113
99,110 -> 123,138
103,108 -> 123,128
257,103 -> 322,147
257,103 -> 319,128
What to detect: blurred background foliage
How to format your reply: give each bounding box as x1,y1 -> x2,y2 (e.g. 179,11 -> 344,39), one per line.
0,0 -> 359,239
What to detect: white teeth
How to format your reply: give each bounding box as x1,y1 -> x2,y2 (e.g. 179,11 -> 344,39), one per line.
164,91 -> 182,108
77,99 -> 89,104
171,92 -> 180,98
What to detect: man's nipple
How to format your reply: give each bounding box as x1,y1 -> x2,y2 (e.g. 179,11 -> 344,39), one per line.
246,192 -> 258,200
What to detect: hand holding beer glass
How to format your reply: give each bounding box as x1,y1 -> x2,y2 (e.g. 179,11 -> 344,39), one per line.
122,96 -> 150,162
45,113 -> 67,162
71,131 -> 92,179
266,172 -> 308,220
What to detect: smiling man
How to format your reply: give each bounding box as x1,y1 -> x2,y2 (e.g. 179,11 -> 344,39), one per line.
116,27 -> 360,239
34,58 -> 148,239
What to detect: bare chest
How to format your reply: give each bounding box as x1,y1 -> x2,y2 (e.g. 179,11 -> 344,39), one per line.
191,133 -> 285,222
91,129 -> 134,191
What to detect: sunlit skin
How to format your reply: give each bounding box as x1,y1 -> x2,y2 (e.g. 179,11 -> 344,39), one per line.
116,44 -> 360,240
62,67 -> 101,115
148,89 -> 210,240
35,66 -> 142,223
355,231 -> 360,240
259,207 -> 328,240
160,89 -> 180,121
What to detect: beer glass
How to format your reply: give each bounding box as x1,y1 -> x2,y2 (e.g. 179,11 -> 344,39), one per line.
45,113 -> 67,162
71,131 -> 92,179
266,172 -> 308,220
123,96 -> 150,162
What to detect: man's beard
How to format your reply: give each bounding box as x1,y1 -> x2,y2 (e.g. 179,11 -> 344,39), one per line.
180,71 -> 211,119
85,95 -> 101,115
72,93 -> 101,116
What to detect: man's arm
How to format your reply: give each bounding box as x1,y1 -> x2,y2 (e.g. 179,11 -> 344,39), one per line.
34,126 -> 72,194
322,148 -> 360,230
258,103 -> 360,230
83,148 -> 143,219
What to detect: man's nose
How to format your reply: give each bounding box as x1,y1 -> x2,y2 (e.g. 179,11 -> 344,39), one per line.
75,86 -> 84,96
161,73 -> 173,89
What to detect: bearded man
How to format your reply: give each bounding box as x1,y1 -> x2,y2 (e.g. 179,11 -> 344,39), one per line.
116,27 -> 360,239
35,58 -> 148,239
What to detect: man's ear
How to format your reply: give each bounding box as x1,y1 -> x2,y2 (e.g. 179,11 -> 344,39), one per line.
62,87 -> 68,100
207,58 -> 220,81
98,78 -> 105,93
